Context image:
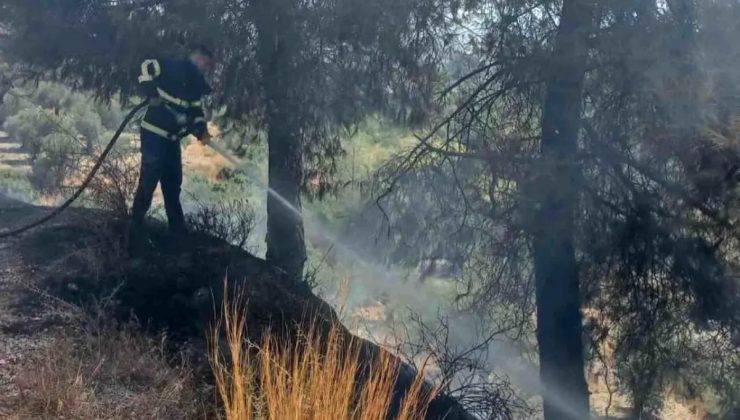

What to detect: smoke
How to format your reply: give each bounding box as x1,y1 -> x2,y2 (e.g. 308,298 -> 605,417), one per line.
288,195 -> 542,417
310,226 -> 590,419
0,184 -> 32,204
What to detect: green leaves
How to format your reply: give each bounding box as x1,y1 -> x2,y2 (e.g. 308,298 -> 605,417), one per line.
1,80 -> 128,192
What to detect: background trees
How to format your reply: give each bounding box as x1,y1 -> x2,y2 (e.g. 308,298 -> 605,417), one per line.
375,0 -> 740,418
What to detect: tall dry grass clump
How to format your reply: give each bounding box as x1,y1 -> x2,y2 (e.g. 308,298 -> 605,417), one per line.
209,288 -> 437,420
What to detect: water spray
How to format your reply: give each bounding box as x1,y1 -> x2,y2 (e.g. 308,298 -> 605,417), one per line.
207,140 -> 388,273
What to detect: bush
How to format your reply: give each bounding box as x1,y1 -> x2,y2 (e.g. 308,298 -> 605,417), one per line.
83,143 -> 141,217
27,132 -> 80,194
95,99 -> 125,131
2,81 -> 132,198
32,82 -> 71,110
0,169 -> 37,202
69,105 -> 104,153
3,108 -> 56,159
187,197 -> 256,250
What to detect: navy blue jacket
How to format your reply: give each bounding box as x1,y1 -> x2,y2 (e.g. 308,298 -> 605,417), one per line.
138,58 -> 212,140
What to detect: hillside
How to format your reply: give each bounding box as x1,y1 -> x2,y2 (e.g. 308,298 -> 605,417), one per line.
0,194 -> 472,419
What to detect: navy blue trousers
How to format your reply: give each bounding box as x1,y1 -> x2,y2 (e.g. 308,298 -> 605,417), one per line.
131,131 -> 187,233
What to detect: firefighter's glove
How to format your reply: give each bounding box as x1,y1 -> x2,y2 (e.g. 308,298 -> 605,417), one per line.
199,132 -> 212,146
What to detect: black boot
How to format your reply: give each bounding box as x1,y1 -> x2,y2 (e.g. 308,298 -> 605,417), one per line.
162,224 -> 190,254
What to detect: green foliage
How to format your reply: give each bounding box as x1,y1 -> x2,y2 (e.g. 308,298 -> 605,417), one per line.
0,169 -> 37,202
28,132 -> 78,194
1,81 -> 130,193
218,123 -> 267,162
67,102 -> 104,151
94,100 -> 125,131
3,107 -> 56,158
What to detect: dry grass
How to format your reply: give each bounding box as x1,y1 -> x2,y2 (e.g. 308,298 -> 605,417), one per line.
210,287 -> 438,420
183,138 -> 231,180
8,325 -> 209,420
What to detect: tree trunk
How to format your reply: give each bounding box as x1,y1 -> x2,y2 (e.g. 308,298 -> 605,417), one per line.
264,110 -> 306,282
533,0 -> 594,419
255,1 -> 307,282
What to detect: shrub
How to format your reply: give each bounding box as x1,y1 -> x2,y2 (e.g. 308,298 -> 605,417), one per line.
27,132 -> 79,194
2,81 -> 133,199
83,143 -> 141,217
187,197 -> 256,249
3,107 -> 56,159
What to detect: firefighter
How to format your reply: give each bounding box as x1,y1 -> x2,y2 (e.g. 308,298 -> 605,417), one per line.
130,46 -> 214,238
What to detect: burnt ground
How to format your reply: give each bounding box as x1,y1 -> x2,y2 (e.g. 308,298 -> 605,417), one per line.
0,195 -> 73,416
0,194 -> 472,420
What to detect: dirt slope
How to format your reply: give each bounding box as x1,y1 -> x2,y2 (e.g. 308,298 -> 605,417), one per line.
0,195 -> 472,420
